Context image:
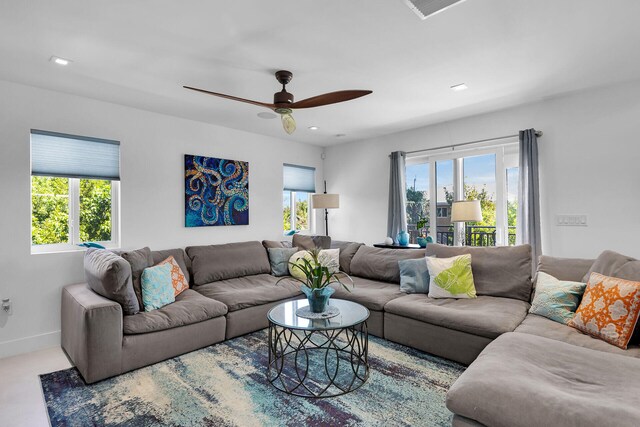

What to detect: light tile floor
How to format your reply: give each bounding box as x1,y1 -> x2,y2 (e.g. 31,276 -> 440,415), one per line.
0,347 -> 72,427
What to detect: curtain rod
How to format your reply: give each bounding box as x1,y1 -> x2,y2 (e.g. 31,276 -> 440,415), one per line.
403,130 -> 543,156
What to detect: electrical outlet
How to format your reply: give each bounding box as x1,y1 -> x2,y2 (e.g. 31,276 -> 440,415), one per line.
2,298 -> 12,315
556,215 -> 588,226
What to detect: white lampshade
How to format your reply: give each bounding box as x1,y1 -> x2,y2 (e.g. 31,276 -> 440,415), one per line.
312,193 -> 340,209
451,200 -> 482,222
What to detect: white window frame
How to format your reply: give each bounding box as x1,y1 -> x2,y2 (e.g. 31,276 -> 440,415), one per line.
407,140 -> 518,246
31,178 -> 120,254
283,190 -> 314,234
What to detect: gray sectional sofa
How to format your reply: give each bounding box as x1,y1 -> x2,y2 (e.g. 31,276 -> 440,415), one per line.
61,239 -> 640,427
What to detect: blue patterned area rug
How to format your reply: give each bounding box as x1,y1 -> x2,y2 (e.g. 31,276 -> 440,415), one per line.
40,330 -> 464,426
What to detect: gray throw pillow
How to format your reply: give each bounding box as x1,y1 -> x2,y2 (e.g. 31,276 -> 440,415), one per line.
268,247 -> 299,277
84,248 -> 139,315
398,258 -> 430,294
121,247 -> 154,309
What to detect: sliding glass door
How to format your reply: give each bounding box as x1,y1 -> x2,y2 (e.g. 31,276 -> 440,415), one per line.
405,145 -> 518,246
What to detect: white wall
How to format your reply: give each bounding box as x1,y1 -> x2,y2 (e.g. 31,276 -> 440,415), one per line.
0,80 -> 324,358
325,80 -> 640,259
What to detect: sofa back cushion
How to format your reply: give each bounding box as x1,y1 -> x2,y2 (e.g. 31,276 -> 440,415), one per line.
262,240 -> 293,249
425,243 -> 533,302
292,234 -> 331,250
330,240 -> 364,274
186,241 -> 271,285
151,248 -> 191,285
350,245 -> 425,283
583,250 -> 640,283
84,248 -> 139,315
537,255 -> 594,283
121,247 -> 154,309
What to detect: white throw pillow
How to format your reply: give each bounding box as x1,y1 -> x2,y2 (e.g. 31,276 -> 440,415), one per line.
427,254 -> 477,299
288,249 -> 341,280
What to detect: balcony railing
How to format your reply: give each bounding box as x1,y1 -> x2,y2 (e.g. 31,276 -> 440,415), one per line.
408,225 -> 516,247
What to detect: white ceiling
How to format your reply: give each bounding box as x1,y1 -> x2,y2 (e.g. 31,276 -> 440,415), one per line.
2,0 -> 640,146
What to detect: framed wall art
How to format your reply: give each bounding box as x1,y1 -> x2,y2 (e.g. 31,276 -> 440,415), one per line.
184,155 -> 249,227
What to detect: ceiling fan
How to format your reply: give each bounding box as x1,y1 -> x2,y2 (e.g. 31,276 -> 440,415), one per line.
184,70 -> 372,134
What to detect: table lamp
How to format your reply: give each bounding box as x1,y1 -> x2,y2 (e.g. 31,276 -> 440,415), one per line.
451,200 -> 482,246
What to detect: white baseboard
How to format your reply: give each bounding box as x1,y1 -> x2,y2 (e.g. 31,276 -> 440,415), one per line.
0,330 -> 61,359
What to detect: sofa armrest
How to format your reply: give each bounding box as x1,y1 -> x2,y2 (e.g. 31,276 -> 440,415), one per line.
61,283 -> 123,383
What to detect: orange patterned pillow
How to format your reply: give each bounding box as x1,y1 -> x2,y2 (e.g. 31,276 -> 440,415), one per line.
158,256 -> 189,297
568,272 -> 640,349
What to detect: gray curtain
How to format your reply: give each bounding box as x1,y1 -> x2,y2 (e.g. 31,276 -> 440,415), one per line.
387,151 -> 407,242
517,129 -> 541,267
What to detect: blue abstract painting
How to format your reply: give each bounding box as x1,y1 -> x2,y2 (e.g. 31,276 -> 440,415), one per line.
185,155 -> 249,227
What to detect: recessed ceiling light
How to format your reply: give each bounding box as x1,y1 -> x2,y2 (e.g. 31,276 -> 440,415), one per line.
450,83 -> 468,91
50,56 -> 71,66
308,126 -> 319,131
257,112 -> 277,119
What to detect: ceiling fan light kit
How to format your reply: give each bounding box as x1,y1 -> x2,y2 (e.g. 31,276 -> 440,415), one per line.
184,70 -> 372,135
404,0 -> 467,20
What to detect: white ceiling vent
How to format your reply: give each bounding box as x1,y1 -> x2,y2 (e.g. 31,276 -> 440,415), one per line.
404,0 -> 467,20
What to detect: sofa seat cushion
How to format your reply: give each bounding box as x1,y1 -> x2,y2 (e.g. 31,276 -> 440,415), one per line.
446,333 -> 640,427
514,313 -> 640,358
384,294 -> 529,339
331,277 -> 405,311
123,289 -> 227,335
194,274 -> 302,312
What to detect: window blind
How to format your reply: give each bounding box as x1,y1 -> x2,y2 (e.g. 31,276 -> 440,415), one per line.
283,163 -> 316,193
31,130 -> 120,181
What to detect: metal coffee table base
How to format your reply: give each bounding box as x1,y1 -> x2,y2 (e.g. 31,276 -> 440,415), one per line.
267,322 -> 369,398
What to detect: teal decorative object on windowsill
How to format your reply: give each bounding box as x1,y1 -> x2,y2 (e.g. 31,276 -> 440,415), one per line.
78,242 -> 106,249
416,236 -> 433,248
397,231 -> 410,246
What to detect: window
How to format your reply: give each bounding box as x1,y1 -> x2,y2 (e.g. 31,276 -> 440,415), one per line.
31,130 -> 120,253
283,164 -> 315,233
436,207 -> 449,218
406,143 -> 518,247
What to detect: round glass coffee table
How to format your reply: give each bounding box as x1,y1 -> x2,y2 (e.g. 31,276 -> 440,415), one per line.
267,298 -> 369,398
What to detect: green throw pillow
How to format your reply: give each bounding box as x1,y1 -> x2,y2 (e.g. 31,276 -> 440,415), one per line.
427,254 -> 476,299
530,272 -> 586,324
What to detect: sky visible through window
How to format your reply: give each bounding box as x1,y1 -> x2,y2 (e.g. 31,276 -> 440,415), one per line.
282,191 -> 309,208
406,154 -> 502,200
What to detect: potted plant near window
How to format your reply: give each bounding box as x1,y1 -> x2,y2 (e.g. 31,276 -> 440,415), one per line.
416,217 -> 432,248
279,248 -> 353,313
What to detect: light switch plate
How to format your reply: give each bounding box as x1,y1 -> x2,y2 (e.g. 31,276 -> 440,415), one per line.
556,215 -> 588,226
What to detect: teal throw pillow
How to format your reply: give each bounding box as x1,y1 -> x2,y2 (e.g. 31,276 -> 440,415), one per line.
267,247 -> 299,277
399,258 -> 430,294
530,272 -> 586,324
141,263 -> 175,311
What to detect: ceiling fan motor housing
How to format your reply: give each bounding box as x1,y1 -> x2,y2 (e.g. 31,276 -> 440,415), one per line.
274,90 -> 294,105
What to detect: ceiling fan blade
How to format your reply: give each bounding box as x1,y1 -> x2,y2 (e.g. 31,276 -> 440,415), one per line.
183,86 -> 275,110
290,90 -> 372,109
